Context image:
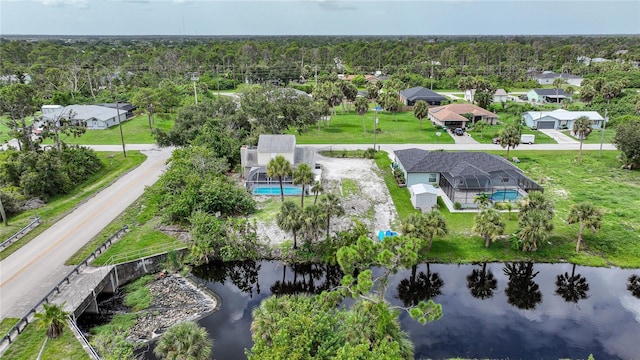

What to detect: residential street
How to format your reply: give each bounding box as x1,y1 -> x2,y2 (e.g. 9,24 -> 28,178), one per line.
0,146 -> 172,319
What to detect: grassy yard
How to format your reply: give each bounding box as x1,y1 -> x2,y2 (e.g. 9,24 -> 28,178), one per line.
0,319 -> 88,360
566,128 -> 616,144
40,113 -> 174,145
466,112 -> 557,144
0,151 -> 146,261
293,109 -> 456,145
374,150 -> 640,268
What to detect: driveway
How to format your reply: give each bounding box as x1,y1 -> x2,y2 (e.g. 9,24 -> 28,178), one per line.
448,129 -> 480,144
538,129 -> 579,144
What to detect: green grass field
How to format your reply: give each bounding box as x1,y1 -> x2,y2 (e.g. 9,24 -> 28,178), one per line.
466,112 -> 557,144
0,319 -> 88,360
566,128 -> 616,144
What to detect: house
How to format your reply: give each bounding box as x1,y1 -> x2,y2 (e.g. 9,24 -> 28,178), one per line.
409,183 -> 438,212
394,149 -> 542,209
527,88 -> 571,104
98,103 -> 137,119
530,71 -> 584,86
428,103 -> 498,129
240,134 -> 317,191
493,89 -> 508,103
36,104 -> 128,130
522,109 -> 605,130
399,86 -> 447,106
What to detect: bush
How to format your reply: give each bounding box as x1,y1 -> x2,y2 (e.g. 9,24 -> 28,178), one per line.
454,202 -> 462,210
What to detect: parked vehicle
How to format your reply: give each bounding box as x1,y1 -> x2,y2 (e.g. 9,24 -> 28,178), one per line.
454,128 -> 465,136
492,137 -> 501,144
521,134 -> 535,144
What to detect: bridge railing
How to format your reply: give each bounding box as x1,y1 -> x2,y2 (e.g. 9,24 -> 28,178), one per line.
0,216 -> 41,252
0,225 -> 128,350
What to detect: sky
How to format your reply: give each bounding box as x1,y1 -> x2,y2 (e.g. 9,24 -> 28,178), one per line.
0,0 -> 639,36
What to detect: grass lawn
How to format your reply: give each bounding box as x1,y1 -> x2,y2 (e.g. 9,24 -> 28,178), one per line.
40,113 -> 174,146
1,321 -> 88,360
566,128 -> 616,144
374,150 -> 640,268
0,151 -> 146,261
293,109 -> 455,145
467,112 -> 557,144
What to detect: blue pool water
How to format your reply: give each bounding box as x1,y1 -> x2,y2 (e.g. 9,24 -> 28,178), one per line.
490,190 -> 522,202
253,186 -> 302,196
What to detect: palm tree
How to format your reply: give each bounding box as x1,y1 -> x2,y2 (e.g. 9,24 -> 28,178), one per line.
467,263 -> 497,299
424,210 -> 448,251
293,163 -> 314,207
572,116 -> 593,162
517,191 -> 554,252
555,264 -> 590,303
473,192 -> 490,210
499,125 -> 521,160
318,193 -> 344,237
266,155 -> 292,202
35,303 -> 68,339
300,204 -> 323,243
311,180 -> 323,205
473,208 -> 506,248
355,96 -> 370,133
413,100 -> 429,131
567,202 -> 603,252
154,321 -> 212,360
276,201 -> 303,249
553,78 -> 565,108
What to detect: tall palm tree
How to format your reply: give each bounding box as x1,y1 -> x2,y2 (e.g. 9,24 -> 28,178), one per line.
567,202 -> 603,252
300,204 -> 323,243
311,180 -> 323,205
517,191 -> 554,252
35,303 -> 68,339
572,116 -> 593,162
473,208 -> 506,248
276,201 -> 303,249
266,155 -> 292,202
318,193 -> 344,236
424,210 -> 448,251
467,263 -> 497,299
293,163 -> 314,207
154,321 -> 212,360
553,77 -> 565,108
555,264 -> 590,303
473,192 -> 490,211
355,96 -> 370,133
413,100 -> 429,131
499,125 -> 521,160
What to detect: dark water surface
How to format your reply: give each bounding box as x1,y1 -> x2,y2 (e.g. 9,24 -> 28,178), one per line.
189,261 -> 640,360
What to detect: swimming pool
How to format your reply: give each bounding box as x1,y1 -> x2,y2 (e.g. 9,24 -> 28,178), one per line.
253,186 -> 302,196
490,190 -> 522,202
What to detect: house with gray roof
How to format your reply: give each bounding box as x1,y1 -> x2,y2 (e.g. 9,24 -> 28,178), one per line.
36,104 -> 128,130
394,149 -> 542,208
522,109 -> 605,130
530,71 -> 584,86
527,88 -> 572,104
241,134 -> 317,193
399,86 -> 447,106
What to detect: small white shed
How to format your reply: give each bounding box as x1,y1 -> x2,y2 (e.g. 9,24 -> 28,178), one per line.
409,183 -> 438,212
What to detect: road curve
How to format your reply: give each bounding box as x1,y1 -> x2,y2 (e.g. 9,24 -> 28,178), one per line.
0,146 -> 172,319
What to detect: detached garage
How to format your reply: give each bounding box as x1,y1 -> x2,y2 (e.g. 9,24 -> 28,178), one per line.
409,183 -> 438,212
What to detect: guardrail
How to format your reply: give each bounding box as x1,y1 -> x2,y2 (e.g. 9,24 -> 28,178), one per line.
0,216 -> 41,252
105,243 -> 188,265
0,225 -> 128,350
67,317 -> 100,360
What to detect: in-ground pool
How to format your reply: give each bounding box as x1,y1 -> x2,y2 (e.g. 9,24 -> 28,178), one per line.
253,186 -> 302,196
490,189 -> 522,202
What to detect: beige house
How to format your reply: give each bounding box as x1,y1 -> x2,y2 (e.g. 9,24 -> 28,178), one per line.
428,104 -> 498,129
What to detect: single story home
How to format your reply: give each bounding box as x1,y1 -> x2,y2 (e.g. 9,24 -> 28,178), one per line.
493,89 -> 508,103
399,86 -> 447,106
522,109 -> 605,130
409,183 -> 438,212
428,103 -> 498,129
240,134 -> 317,191
394,149 -> 542,208
527,88 -> 571,104
36,104 -> 128,130
530,71 -> 584,86
98,103 -> 137,119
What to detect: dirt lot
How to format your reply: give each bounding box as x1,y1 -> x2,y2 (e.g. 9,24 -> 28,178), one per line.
254,154 -> 398,245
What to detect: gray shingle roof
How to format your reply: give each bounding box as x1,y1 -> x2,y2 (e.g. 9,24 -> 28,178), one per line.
533,88 -> 568,96
395,149 -> 519,174
42,105 -> 122,121
257,134 -> 296,153
400,87 -> 447,102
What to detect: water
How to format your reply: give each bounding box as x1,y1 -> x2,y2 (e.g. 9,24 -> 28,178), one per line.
490,189 -> 522,202
188,261 -> 640,360
252,186 -> 302,196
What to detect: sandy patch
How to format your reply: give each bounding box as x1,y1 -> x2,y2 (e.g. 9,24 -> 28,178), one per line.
255,154 -> 398,245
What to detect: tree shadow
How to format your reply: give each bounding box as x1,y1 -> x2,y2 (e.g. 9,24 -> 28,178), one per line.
503,262 -> 542,310
467,262 -> 498,300
555,264 -> 589,304
395,263 -> 444,307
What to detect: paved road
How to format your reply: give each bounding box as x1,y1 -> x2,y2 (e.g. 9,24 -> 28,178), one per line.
307,142 -> 617,153
0,146 -> 172,319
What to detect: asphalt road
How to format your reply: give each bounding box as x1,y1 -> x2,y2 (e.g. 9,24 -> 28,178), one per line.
0,146 -> 172,319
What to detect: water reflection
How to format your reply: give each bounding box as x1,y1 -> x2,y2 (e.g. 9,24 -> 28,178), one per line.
503,262 -> 542,310
396,263 -> 444,307
555,264 -> 590,303
627,274 -> 640,298
467,262 -> 497,300
270,263 -> 343,296
191,260 -> 261,297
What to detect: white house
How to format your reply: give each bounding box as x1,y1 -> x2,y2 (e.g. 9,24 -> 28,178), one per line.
530,71 -> 584,86
409,183 -> 438,212
493,89 -> 508,103
36,105 -> 128,130
522,109 -> 605,130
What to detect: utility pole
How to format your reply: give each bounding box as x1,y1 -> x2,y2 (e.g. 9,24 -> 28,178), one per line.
600,108 -> 608,156
114,93 -> 126,158
191,74 -> 199,107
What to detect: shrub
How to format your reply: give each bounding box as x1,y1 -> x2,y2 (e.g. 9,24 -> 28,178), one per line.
454,202 -> 462,210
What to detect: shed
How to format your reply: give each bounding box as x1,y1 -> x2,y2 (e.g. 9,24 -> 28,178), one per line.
409,183 -> 438,212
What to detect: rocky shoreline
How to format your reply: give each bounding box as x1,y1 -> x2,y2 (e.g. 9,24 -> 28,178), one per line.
127,273 -> 218,342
